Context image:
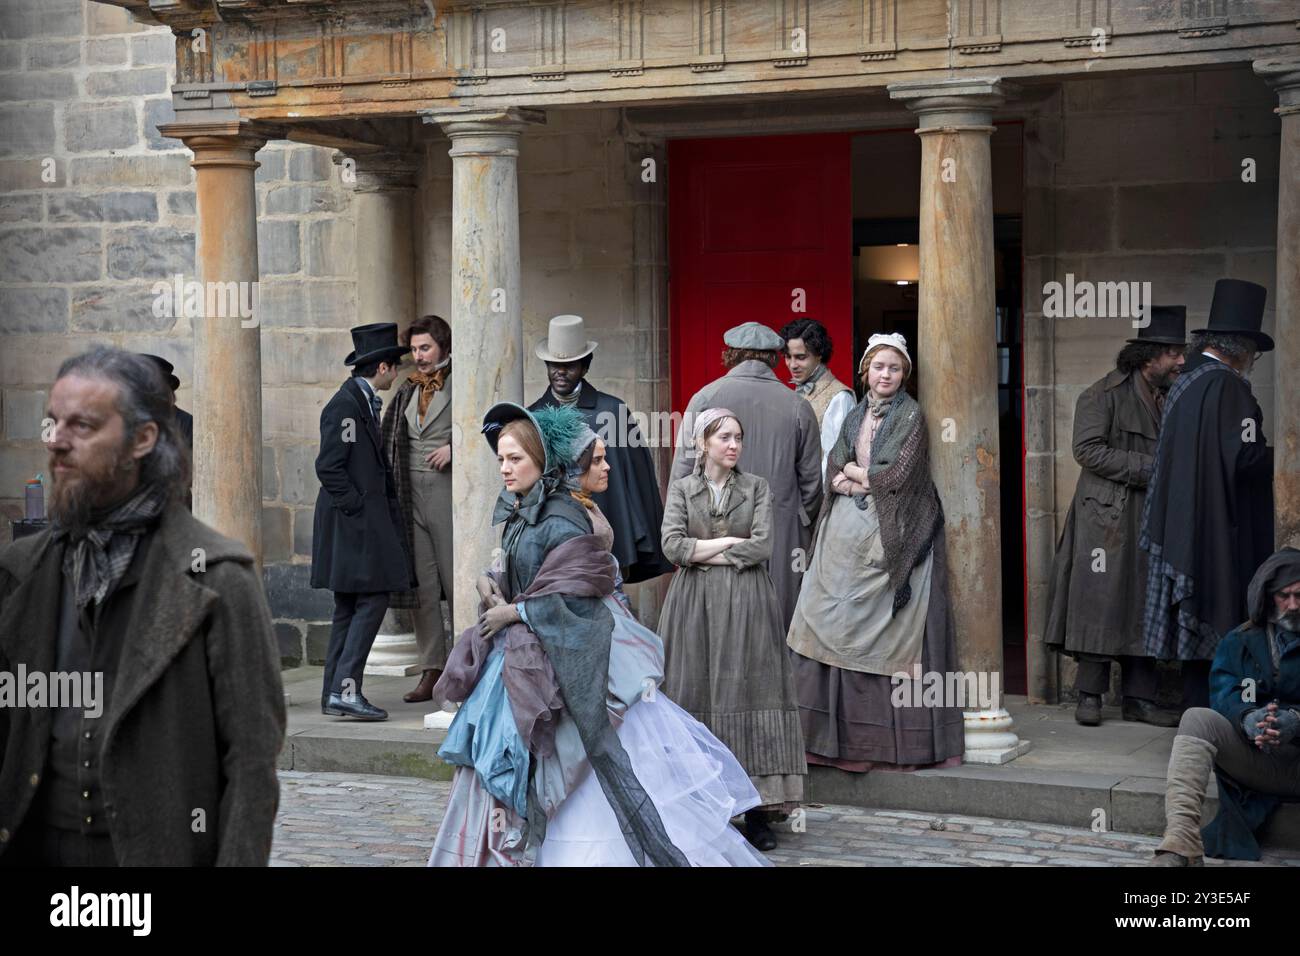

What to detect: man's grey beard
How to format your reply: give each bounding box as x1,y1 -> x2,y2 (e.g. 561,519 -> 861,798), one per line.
48,450 -> 137,536
1271,607 -> 1300,633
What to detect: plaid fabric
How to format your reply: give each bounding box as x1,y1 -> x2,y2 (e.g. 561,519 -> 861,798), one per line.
51,480 -> 170,609
380,379 -> 420,609
1139,358 -> 1235,660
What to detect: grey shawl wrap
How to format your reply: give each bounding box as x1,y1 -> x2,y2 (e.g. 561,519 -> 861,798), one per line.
820,391 -> 943,613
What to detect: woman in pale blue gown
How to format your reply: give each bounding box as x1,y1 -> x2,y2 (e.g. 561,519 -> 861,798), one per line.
427,403 -> 767,867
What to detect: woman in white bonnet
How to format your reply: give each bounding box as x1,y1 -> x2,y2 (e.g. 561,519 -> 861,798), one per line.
658,407 -> 807,852
786,334 -> 965,773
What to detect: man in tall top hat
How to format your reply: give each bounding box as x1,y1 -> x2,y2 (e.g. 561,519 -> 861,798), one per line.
1142,279 -> 1275,708
140,354 -> 192,451
1045,306 -> 1188,727
529,314 -> 674,585
310,323 -> 415,721
671,321 -> 823,629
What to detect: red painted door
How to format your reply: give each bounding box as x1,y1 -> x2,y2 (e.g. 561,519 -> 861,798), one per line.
668,132 -> 854,415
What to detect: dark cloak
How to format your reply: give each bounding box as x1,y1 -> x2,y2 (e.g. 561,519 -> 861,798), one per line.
1140,353 -> 1273,660
530,381 -> 674,583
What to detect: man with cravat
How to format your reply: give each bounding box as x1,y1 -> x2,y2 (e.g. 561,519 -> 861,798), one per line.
311,323 -> 416,721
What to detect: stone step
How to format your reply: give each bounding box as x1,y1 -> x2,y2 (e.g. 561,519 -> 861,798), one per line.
278,668 -> 1300,852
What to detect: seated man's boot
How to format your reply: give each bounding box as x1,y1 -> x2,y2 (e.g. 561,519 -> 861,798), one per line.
404,668 -> 442,703
1148,850 -> 1202,866
1075,692 -> 1103,726
1122,697 -> 1181,728
1149,733 -> 1214,866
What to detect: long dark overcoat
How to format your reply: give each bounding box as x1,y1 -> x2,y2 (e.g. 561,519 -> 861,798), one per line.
0,503 -> 286,865
1046,368 -> 1160,658
311,378 -> 414,594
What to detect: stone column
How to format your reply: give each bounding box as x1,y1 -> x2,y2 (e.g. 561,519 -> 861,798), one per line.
344,151 -> 420,333
421,107 -> 545,643
159,120 -> 275,566
337,151 -> 424,676
889,78 -> 1029,764
1255,60 -> 1300,550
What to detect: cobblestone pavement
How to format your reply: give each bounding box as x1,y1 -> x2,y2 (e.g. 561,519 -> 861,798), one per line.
271,771 -> 1300,867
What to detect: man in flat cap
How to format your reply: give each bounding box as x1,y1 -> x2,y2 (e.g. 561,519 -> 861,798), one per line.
671,321 -> 823,628
1045,307 -> 1187,727
1149,547 -> 1300,865
1141,279 -> 1275,709
529,314 -> 674,585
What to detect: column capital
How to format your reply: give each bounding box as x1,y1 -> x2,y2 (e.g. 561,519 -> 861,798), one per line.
420,107 -> 546,157
333,150 -> 420,193
888,77 -> 1016,130
158,119 -> 283,169
1254,59 -> 1300,114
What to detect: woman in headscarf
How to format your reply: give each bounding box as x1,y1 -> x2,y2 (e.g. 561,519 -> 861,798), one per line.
786,333 -> 964,772
427,403 -> 766,867
659,408 -> 807,852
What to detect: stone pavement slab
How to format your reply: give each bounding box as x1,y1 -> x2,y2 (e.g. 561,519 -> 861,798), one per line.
270,770 -> 1300,868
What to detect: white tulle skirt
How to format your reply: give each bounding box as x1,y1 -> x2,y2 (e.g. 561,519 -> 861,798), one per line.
534,692 -> 772,867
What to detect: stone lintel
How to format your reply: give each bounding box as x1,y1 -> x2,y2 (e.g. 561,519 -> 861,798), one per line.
332,150 -> 421,193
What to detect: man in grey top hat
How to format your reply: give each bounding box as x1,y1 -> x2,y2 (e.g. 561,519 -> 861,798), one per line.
671,321 -> 823,628
1045,306 -> 1188,728
530,314 -> 674,584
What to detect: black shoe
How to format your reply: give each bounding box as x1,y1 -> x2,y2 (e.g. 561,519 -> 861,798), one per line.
1122,697 -> 1181,728
1075,692 -> 1102,726
744,811 -> 778,852
327,692 -> 388,721
322,695 -> 344,716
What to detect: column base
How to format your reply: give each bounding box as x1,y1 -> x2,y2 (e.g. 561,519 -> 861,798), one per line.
962,708 -> 1032,765
424,708 -> 457,730
364,631 -> 423,677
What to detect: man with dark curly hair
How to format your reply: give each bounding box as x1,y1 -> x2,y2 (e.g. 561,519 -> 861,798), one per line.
779,318 -> 854,482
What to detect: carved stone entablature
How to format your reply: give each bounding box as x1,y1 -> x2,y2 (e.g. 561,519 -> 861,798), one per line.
1064,0 -> 1111,49
860,0 -> 896,61
1179,0 -> 1229,38
952,0 -> 1001,54
89,0 -> 1298,119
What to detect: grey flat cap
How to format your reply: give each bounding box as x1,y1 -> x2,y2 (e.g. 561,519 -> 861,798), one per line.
723,321 -> 785,351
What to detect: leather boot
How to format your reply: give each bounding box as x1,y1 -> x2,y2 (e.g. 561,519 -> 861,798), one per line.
744,810 -> 778,852
1122,697 -> 1181,728
404,668 -> 442,703
1150,733 -> 1215,865
1075,692 -> 1103,726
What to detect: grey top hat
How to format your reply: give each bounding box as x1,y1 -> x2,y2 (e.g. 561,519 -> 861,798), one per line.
536,314 -> 598,363
723,321 -> 785,352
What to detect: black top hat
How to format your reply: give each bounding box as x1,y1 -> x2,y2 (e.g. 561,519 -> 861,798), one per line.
141,353 -> 181,392
1193,279 -> 1272,352
344,322 -> 410,367
1126,305 -> 1186,346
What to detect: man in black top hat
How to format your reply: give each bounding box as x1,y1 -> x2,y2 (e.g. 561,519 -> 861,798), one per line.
141,354 -> 192,450
1141,279 -> 1275,708
310,323 -> 415,721
1046,307 -> 1187,727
